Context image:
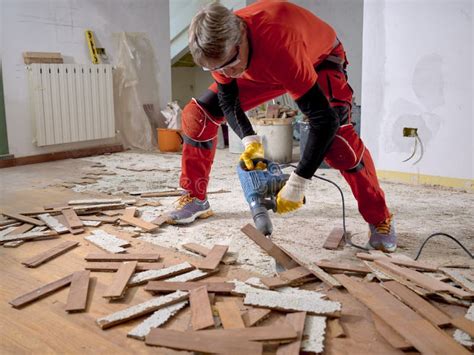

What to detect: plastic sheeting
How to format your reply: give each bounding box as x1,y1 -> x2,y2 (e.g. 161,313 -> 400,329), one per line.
113,32 -> 165,150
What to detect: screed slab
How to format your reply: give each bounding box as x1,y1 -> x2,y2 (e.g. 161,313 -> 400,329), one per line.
127,301 -> 188,340
96,290 -> 189,329
85,229 -> 130,254
454,303 -> 473,347
128,262 -> 194,286
301,315 -> 327,353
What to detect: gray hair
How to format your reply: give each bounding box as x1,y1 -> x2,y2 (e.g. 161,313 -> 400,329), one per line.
188,2 -> 243,67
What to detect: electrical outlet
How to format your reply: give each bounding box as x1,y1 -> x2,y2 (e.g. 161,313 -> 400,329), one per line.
403,127 -> 418,137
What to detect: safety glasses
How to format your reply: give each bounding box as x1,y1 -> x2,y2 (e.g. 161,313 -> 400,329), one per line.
202,46 -> 240,72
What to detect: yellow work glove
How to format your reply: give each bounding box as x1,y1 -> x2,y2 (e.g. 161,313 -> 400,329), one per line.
276,172 -> 309,214
240,135 -> 264,170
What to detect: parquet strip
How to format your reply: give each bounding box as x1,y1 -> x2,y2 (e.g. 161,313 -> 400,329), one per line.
322,228 -> 345,250
65,270 -> 90,312
198,245 -> 228,270
2,212 -> 45,226
242,308 -> 271,327
190,286 -> 215,330
85,253 -> 160,262
9,273 -> 74,308
85,262 -> 163,272
103,261 -> 137,299
334,274 -> 470,354
145,281 -> 234,293
22,240 -> 79,268
241,224 -> 298,269
276,312 -> 306,355
216,301 -> 245,329
182,242 -> 236,264
145,328 -> 263,354
382,280 -> 451,327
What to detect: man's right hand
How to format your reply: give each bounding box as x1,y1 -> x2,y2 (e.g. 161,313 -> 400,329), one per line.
240,135 -> 264,170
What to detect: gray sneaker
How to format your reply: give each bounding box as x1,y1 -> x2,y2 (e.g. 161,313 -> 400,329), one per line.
368,214 -> 397,253
168,194 -> 213,225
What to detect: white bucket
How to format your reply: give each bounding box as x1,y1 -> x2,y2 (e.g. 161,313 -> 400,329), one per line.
252,118 -> 293,163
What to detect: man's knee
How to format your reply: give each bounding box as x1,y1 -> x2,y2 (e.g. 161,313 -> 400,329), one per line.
324,124 -> 365,171
182,99 -> 223,142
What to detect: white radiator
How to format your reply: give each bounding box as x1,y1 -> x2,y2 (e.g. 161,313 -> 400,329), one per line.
27,64 -> 115,146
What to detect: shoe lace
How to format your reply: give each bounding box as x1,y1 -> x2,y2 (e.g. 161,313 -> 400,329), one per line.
375,215 -> 392,235
174,194 -> 194,209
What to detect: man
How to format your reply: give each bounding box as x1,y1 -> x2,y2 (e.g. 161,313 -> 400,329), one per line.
168,1 -> 396,252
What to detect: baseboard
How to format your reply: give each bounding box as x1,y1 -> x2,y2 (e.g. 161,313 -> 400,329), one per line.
0,144 -> 124,169
377,170 -> 474,191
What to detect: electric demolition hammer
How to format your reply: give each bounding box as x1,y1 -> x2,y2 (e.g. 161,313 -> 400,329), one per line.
237,158 -> 289,236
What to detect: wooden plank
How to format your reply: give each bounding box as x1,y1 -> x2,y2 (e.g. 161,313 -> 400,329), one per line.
316,260 -> 370,274
280,266 -> 314,282
440,267 -> 474,293
145,281 -> 234,293
68,198 -> 122,205
22,240 -> 79,268
372,313 -> 412,350
122,207 -> 137,219
0,231 -> 58,244
65,270 -> 90,312
241,224 -> 298,269
375,259 -> 472,299
9,274 -> 73,308
119,215 -> 158,232
216,301 -> 245,329
189,286 -> 214,330
182,242 -> 236,264
280,246 -> 341,288
382,280 -> 451,327
334,274 -> 470,354
85,262 -> 163,272
194,324 -> 297,342
96,291 -> 189,329
198,245 -> 228,270
322,227 -> 346,250
145,328 -> 263,354
61,208 -> 83,229
451,317 -> 474,338
1,212 -> 45,226
129,262 -> 194,286
79,215 -> 119,223
260,276 -> 290,289
150,214 -> 170,226
7,223 -> 34,235
85,253 -> 160,262
242,308 -> 271,327
276,312 -> 306,355
356,252 -> 437,271
103,262 -> 137,299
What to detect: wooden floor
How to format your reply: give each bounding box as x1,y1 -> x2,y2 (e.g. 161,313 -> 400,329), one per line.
0,160 -> 455,354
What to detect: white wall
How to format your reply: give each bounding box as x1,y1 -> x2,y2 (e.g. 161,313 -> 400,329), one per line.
294,0 -> 364,104
1,0 -> 171,157
362,0 -> 473,180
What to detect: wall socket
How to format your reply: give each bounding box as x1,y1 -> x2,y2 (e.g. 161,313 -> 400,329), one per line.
403,127 -> 418,137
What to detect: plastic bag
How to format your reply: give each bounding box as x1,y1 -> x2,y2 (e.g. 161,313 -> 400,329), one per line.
161,101 -> 182,130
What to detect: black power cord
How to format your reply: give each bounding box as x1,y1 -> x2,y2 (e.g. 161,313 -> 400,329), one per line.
284,164 -> 473,259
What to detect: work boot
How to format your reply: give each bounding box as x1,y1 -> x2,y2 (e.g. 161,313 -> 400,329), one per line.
167,194 -> 213,225
368,214 -> 397,252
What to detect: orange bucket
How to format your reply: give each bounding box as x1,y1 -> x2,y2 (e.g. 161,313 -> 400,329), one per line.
157,128 -> 183,152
